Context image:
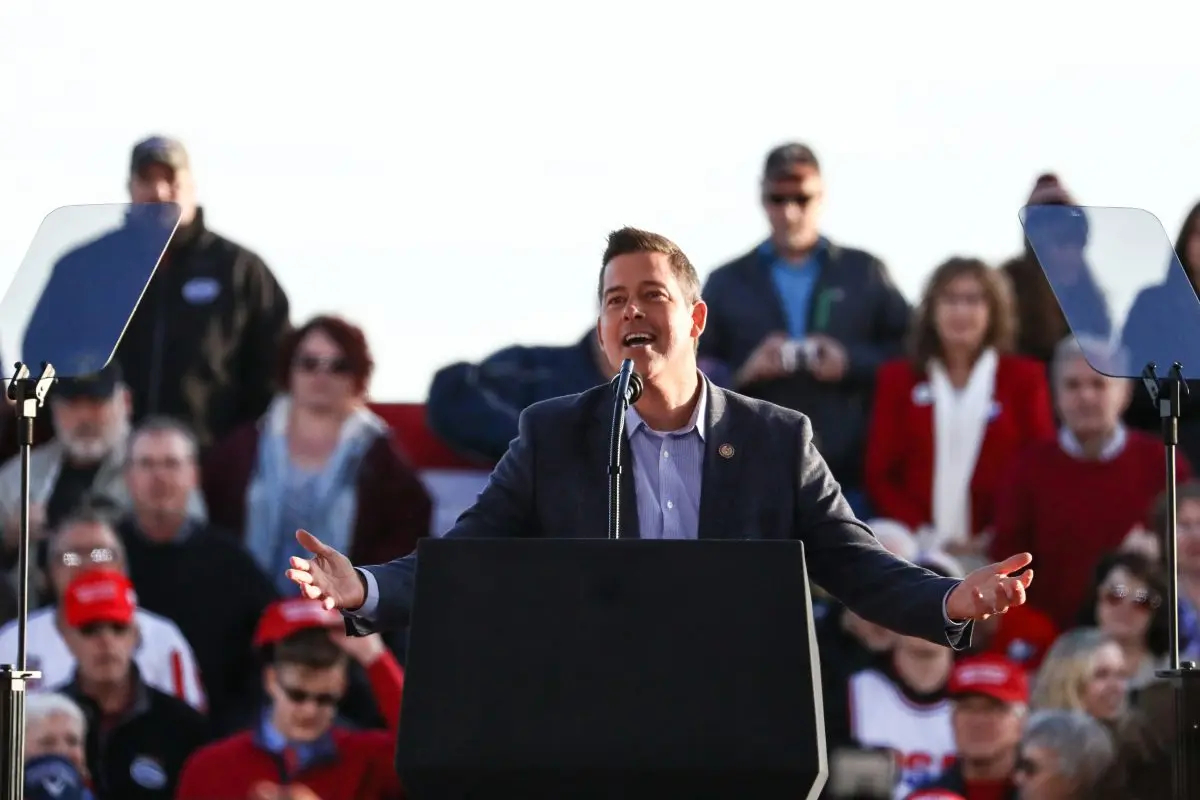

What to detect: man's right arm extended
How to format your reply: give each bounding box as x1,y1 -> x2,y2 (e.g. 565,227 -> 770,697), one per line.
344,407 -> 540,635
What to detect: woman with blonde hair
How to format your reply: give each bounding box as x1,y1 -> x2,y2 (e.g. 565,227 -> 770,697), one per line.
1032,627 -> 1128,722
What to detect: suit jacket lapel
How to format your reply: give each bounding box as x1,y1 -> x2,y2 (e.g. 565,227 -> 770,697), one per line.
698,381 -> 745,540
589,395 -> 641,539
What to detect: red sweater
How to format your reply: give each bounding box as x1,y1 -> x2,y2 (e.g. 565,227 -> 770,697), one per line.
989,431 -> 1189,630
173,726 -> 401,800
865,355 -> 1055,534
176,654 -> 405,799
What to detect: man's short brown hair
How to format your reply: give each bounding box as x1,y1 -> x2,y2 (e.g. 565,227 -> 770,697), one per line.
598,227 -> 702,305
273,627 -> 347,670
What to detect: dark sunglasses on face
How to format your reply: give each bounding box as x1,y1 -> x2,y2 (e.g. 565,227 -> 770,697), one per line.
294,354 -> 351,375
79,621 -> 131,637
765,193 -> 817,208
279,683 -> 340,708
1102,583 -> 1161,610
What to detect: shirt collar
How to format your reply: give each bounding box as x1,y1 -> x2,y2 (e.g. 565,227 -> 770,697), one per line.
625,376 -> 707,440
1059,424 -> 1127,461
758,235 -> 828,263
256,707 -> 339,762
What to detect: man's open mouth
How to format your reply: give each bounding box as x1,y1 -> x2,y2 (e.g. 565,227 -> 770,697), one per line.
622,332 -> 655,347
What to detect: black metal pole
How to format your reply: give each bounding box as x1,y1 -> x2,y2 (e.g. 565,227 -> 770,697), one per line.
1144,363 -> 1200,800
0,362 -> 52,800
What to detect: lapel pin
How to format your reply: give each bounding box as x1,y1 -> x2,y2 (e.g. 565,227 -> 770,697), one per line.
718,443 -> 735,459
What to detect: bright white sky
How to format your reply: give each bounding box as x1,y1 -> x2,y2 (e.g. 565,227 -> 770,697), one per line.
1,1 -> 1198,400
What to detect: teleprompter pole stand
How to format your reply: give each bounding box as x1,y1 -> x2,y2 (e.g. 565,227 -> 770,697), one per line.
0,361 -> 55,800
1143,361 -> 1200,800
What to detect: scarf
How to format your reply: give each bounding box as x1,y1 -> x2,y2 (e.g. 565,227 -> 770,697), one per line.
244,395 -> 385,582
926,348 -> 998,550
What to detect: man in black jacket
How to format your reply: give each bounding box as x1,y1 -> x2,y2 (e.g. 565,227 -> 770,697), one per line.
699,143 -> 911,510
115,136 -> 291,450
54,568 -> 208,799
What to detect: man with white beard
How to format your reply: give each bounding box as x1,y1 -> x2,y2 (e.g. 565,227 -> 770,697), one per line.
0,363 -> 133,569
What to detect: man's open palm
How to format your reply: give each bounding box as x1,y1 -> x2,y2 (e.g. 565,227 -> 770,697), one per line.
945,552 -> 1035,622
285,529 -> 365,612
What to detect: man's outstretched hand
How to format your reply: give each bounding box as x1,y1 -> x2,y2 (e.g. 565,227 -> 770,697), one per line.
945,552 -> 1034,622
285,529 -> 365,612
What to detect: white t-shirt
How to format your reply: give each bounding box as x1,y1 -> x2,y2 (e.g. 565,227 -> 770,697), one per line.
848,668 -> 956,799
0,607 -> 206,710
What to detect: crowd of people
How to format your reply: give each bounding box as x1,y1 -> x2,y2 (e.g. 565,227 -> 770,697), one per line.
3,135 -> 1198,800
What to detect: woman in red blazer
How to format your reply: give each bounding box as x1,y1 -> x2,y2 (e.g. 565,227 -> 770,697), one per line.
865,257 -> 1056,562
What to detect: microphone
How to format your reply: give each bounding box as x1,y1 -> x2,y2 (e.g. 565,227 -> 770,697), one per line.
611,358 -> 644,406
607,359 -> 642,539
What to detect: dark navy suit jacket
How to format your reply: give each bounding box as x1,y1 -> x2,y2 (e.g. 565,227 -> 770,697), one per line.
348,378 -> 968,648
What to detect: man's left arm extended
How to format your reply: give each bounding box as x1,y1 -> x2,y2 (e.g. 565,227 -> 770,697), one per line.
792,416 -> 970,649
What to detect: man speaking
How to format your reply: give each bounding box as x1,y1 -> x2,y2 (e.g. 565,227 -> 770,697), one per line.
286,227 -> 1033,643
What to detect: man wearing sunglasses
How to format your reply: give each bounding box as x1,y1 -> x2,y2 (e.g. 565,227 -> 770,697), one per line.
55,569 -> 209,800
0,510 -> 205,708
697,143 -> 911,515
176,598 -> 404,800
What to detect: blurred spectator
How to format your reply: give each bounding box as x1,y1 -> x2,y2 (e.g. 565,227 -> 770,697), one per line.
866,257 -> 1054,566
1100,708 -> 1173,800
176,613 -> 403,800
248,597 -> 397,734
905,655 -> 1026,799
990,335 -> 1190,629
26,692 -> 89,780
1003,174 -> 1111,365
699,143 -> 910,511
53,569 -> 208,799
112,135 -> 291,451
1121,199 -> 1200,468
847,557 -> 961,796
203,315 -> 432,599
24,754 -> 94,800
116,416 -> 277,735
0,510 -> 204,707
1076,552 -> 1168,692
1155,482 -> 1200,659
0,363 -> 132,597
1012,710 -> 1117,800
1032,627 -> 1128,723
427,329 -> 612,462
204,316 -> 434,618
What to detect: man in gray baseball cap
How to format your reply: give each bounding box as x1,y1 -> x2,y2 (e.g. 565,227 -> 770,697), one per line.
112,134 -> 292,450
128,136 -> 198,226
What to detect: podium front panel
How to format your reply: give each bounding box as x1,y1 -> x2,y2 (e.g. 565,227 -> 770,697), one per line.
397,538 -> 826,800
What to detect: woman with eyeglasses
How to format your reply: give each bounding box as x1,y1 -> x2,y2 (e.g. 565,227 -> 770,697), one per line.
1011,710 -> 1117,800
202,315 -> 433,600
1031,628 -> 1128,723
1075,552 -> 1168,693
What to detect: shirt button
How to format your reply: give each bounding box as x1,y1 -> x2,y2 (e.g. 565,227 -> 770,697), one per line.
666,501 -> 674,510
662,450 -> 669,459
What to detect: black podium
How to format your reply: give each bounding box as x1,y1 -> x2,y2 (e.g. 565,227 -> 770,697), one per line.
395,537 -> 827,800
